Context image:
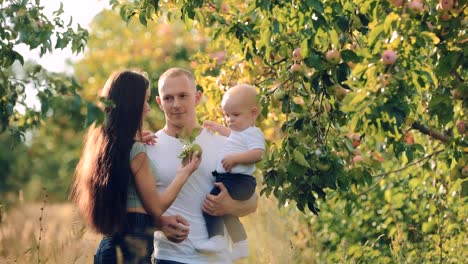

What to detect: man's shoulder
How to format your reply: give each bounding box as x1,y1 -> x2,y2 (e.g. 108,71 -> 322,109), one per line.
145,130 -> 175,157
198,128 -> 226,145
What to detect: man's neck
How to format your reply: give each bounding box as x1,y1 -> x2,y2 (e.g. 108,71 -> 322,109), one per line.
163,123 -> 202,138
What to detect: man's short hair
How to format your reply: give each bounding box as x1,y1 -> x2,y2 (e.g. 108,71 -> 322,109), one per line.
158,68 -> 196,92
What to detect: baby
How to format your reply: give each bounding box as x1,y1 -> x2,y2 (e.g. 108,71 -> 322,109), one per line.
196,84 -> 265,260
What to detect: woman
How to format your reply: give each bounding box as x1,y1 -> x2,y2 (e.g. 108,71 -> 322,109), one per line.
71,70 -> 200,263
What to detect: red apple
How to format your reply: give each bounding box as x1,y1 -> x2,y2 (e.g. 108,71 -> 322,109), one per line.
349,133 -> 361,147
220,2 -> 229,13
404,131 -> 415,145
439,0 -> 454,10
290,63 -> 303,73
353,155 -> 363,163
408,1 -> 424,14
388,0 -> 404,7
456,121 -> 466,134
462,166 -> 468,177
382,49 -> 397,65
292,48 -> 302,61
325,50 -> 341,64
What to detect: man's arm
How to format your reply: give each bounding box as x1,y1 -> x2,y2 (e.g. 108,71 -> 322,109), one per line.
202,182 -> 258,217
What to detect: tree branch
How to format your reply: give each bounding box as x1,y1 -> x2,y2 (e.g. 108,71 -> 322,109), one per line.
358,148 -> 445,195
411,122 -> 451,143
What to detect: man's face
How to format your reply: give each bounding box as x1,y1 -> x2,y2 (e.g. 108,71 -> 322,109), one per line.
156,75 -> 200,129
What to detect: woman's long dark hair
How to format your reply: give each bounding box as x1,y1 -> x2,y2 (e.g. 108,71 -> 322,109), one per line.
71,70 -> 149,235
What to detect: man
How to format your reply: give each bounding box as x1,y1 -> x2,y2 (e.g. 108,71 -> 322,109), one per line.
146,68 -> 258,263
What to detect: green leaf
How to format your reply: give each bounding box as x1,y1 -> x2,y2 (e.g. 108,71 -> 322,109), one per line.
367,24 -> 385,47
293,149 -> 310,168
139,12 -> 147,26
421,32 -> 440,45
306,0 -> 324,13
436,51 -> 460,75
341,50 -> 360,62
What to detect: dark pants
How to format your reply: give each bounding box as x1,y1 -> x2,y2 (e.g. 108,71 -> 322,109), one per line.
94,212 -> 154,264
203,171 -> 256,243
155,260 -> 186,264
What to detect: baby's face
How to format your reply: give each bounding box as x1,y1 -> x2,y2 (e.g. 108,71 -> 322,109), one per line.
222,97 -> 256,132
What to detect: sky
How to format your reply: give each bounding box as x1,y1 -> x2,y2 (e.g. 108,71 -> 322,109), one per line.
17,0 -> 110,72
16,0 -> 110,113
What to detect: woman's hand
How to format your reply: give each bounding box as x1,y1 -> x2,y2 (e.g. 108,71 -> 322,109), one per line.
176,151 -> 201,180
158,215 -> 190,243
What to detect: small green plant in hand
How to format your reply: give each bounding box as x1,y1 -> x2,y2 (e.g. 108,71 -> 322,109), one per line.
177,128 -> 203,164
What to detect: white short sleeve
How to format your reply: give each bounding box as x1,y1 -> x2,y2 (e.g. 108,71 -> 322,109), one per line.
244,126 -> 265,150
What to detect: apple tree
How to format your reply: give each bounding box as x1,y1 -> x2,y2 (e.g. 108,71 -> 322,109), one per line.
0,0 -> 88,142
116,0 -> 466,260
118,0 -> 466,210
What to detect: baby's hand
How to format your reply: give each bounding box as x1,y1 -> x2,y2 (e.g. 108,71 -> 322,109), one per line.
221,154 -> 237,172
137,130 -> 157,145
203,120 -> 221,133
203,120 -> 231,137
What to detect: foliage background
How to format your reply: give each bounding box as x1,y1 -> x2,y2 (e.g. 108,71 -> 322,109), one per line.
1,0 -> 467,263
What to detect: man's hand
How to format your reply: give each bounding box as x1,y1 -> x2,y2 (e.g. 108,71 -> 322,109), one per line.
221,154 -> 238,172
202,182 -> 233,216
203,182 -> 258,217
158,215 -> 190,243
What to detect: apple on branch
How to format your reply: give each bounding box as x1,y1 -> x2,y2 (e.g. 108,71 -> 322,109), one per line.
290,63 -> 303,74
382,49 -> 397,65
292,47 -> 302,61
408,1 -> 424,14
388,0 -> 404,7
325,49 -> 341,64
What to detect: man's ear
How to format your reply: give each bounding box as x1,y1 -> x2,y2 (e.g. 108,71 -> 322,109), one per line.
156,96 -> 163,110
194,90 -> 202,105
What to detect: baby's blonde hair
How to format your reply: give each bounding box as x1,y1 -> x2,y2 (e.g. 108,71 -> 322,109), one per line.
222,84 -> 258,106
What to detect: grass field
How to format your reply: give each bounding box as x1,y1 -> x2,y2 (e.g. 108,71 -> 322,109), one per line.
0,196 -> 303,263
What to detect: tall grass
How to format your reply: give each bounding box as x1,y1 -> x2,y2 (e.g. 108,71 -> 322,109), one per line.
0,202 -> 99,263
0,195 -> 308,264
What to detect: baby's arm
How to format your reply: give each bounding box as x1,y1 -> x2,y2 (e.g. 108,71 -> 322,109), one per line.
222,148 -> 264,172
203,120 -> 231,137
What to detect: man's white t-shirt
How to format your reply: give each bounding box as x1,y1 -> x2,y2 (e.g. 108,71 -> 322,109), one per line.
146,128 -> 232,263
215,126 -> 265,174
